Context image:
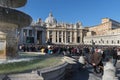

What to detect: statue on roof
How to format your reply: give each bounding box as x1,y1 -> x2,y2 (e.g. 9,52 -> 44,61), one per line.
76,21 -> 82,28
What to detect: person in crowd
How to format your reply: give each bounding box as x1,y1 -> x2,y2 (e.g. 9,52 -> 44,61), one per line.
22,44 -> 26,52
18,44 -> 22,51
40,46 -> 45,54
83,46 -> 90,58
66,46 -> 71,56
111,47 -> 118,66
90,49 -> 103,74
44,46 -> 48,54
117,48 -> 120,60
26,45 -> 29,52
103,47 -> 110,61
47,45 -> 53,54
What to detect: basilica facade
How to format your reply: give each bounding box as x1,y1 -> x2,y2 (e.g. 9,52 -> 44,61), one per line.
19,13 -> 85,45
45,13 -> 85,45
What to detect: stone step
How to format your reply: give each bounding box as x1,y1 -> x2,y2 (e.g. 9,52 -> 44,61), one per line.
0,72 -> 43,80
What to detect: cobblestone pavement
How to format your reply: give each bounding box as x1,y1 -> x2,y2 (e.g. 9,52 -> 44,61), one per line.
116,61 -> 120,80
71,64 -> 101,80
71,58 -> 120,80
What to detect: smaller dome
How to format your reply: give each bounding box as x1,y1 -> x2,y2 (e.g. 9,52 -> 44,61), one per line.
45,13 -> 57,24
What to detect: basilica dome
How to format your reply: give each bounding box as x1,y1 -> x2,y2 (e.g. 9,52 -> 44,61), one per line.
45,13 -> 57,24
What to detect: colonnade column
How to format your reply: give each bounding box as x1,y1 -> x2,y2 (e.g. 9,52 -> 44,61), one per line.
80,30 -> 83,44
52,31 -> 56,43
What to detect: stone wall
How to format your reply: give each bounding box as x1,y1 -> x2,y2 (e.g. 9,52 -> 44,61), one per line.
89,22 -> 111,36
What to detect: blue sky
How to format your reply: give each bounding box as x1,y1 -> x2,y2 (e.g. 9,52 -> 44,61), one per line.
18,0 -> 120,26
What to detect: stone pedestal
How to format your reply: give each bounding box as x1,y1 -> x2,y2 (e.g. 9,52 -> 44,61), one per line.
0,31 -> 6,59
0,22 -> 18,59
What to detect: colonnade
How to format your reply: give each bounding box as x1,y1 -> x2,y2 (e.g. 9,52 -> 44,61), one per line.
47,30 -> 81,44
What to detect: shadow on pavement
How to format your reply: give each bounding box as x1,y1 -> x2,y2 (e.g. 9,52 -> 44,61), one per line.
71,63 -> 92,80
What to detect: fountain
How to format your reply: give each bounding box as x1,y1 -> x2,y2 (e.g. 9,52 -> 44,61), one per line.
0,0 -> 32,59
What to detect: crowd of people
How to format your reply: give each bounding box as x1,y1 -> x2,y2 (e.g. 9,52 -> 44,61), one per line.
18,44 -> 120,74
19,44 -> 119,60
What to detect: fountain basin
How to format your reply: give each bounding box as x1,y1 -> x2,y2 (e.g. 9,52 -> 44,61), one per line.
0,0 -> 27,8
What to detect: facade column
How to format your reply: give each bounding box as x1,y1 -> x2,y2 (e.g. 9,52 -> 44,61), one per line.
52,31 -> 56,43
70,31 -> 72,43
74,31 -> 77,43
65,31 -> 67,43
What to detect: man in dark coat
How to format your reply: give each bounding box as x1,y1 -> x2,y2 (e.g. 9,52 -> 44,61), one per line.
90,51 -> 103,73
